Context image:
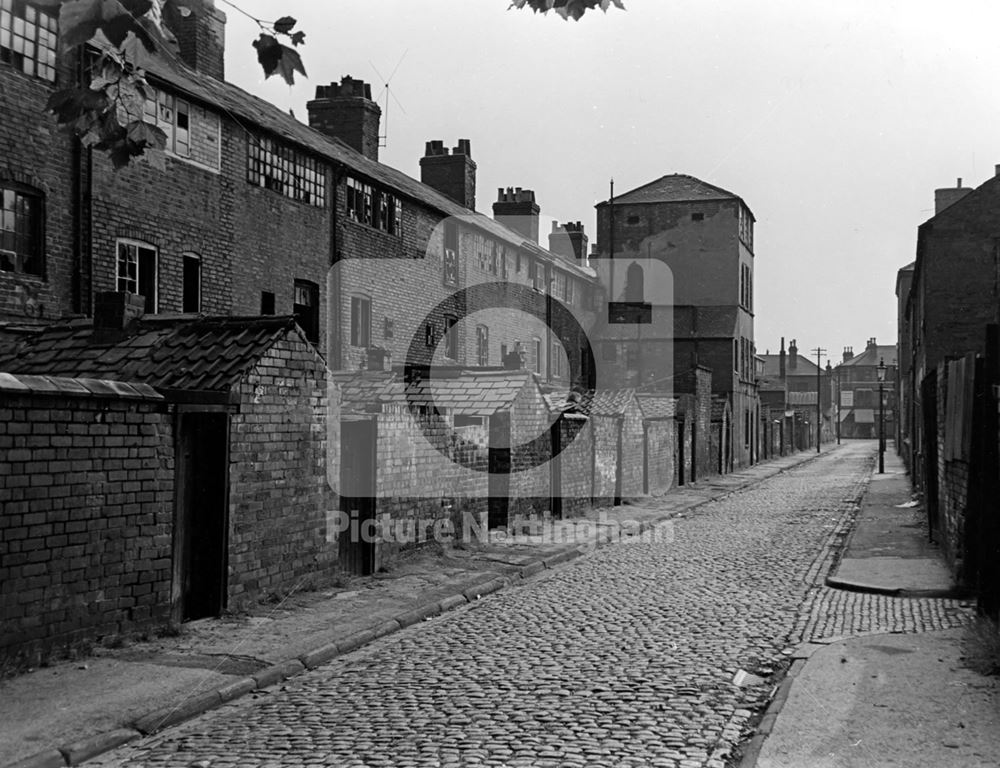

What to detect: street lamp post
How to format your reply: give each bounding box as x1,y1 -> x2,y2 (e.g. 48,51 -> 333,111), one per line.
877,357 -> 886,474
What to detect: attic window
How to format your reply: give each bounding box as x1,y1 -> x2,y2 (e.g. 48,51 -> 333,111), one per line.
626,215 -> 640,225
691,212 -> 704,221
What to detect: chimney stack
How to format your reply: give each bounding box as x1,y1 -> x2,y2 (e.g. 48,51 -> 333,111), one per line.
843,346 -> 853,363
995,164 -> 1000,178
419,139 -> 477,210
934,177 -> 972,214
779,337 -> 786,380
162,0 -> 226,80
788,339 -> 798,371
307,77 -> 382,161
493,187 -> 540,244
548,221 -> 588,263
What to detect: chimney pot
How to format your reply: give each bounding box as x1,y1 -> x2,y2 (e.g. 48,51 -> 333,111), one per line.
494,187 -> 540,244
306,76 -> 382,161
548,221 -> 588,262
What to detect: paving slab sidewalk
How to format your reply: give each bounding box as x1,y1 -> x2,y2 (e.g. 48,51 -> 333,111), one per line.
743,447 -> 1000,768
826,448 -> 958,597
1,447 -> 828,768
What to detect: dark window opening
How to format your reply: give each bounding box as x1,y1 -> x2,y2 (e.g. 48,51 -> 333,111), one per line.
444,314 -> 458,359
182,254 -> 201,313
116,240 -> 157,313
294,279 -> 320,344
349,294 -> 371,347
691,212 -> 704,221
383,317 -> 394,339
626,215 -> 640,225
260,291 -> 275,315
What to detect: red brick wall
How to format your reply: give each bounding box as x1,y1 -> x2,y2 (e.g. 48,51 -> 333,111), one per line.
0,392 -> 173,663
228,335 -> 333,607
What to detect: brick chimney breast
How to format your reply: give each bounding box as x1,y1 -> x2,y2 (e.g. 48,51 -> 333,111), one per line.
548,221 -> 588,262
934,177 -> 972,214
162,0 -> 226,80
307,77 -> 382,161
493,187 -> 540,244
92,291 -> 145,343
419,139 -> 477,210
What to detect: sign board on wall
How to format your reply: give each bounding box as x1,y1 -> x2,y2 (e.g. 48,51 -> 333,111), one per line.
841,391 -> 854,407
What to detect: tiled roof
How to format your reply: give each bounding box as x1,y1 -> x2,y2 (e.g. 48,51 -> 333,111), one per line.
838,345 -> 898,368
331,372 -> 400,414
0,315 -> 304,392
130,48 -> 593,282
598,174 -> 741,207
636,394 -> 675,420
759,354 -> 820,377
405,371 -> 534,416
579,389 -> 637,417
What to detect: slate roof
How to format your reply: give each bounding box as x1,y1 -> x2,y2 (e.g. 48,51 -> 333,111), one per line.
636,394 -> 675,420
332,372 -> 400,414
838,345 -> 897,368
597,174 -> 742,208
405,371 -> 534,416
759,354 -> 821,377
579,389 -> 637,417
129,46 -> 593,281
0,315 -> 304,392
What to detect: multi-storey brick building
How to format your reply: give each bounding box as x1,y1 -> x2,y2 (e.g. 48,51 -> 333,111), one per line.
833,339 -> 896,440
592,174 -> 760,467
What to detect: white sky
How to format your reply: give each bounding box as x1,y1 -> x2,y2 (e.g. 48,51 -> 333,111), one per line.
222,0 -> 1000,364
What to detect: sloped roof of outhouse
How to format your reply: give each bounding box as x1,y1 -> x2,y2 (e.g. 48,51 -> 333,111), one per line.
0,315 -> 306,392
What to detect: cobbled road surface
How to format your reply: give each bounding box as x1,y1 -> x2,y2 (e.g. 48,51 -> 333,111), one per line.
96,443 -> 969,768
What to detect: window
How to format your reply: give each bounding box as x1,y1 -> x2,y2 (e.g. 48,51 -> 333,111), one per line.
444,314 -> 458,359
0,184 -> 43,277
116,240 -> 157,313
691,212 -> 704,221
739,204 -> 754,250
565,277 -> 574,306
553,272 -> 567,302
734,339 -> 739,372
626,215 -> 640,225
424,321 -> 435,347
294,279 -> 319,344
533,337 -> 542,374
248,134 -> 326,206
143,91 -> 191,158
350,294 -> 371,347
443,247 -> 458,287
260,291 -> 275,314
346,176 -> 401,234
476,325 -> 489,366
182,253 -> 200,313
500,342 -> 509,366
551,339 -> 563,378
383,317 -> 394,339
0,0 -> 57,81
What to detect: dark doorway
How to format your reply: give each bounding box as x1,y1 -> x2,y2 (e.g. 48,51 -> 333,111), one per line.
549,418 -> 563,519
340,419 -> 377,575
176,412 -> 229,622
488,412 -> 511,528
677,419 -> 686,487
921,374 -> 939,541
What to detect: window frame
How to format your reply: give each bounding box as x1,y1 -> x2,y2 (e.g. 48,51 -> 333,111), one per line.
0,181 -> 44,279
0,0 -> 57,82
443,314 -> 459,360
181,252 -> 201,313
115,238 -> 158,313
248,133 -> 327,207
350,294 -> 371,348
476,324 -> 489,366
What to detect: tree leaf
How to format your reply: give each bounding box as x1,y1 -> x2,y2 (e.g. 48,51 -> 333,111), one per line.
252,33 -> 283,78
290,30 -> 306,47
273,43 -> 306,85
273,16 -> 297,35
126,119 -> 167,150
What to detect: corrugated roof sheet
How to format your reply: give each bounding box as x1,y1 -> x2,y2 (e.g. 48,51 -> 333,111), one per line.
0,315 -> 303,392
598,174 -> 742,207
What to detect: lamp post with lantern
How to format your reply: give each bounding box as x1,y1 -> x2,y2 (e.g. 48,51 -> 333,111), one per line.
877,357 -> 886,474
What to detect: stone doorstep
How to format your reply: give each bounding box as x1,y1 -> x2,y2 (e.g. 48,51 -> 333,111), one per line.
5,448 -> 827,768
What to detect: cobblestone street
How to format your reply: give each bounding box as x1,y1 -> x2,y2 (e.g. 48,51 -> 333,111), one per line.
93,443 -> 970,768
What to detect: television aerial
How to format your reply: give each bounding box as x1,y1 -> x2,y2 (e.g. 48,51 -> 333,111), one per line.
370,50 -> 408,148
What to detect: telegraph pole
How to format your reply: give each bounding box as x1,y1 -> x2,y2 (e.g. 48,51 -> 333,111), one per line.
812,347 -> 826,453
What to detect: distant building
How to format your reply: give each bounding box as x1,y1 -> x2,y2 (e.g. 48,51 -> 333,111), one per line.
592,174 -> 760,467
833,339 -> 897,440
